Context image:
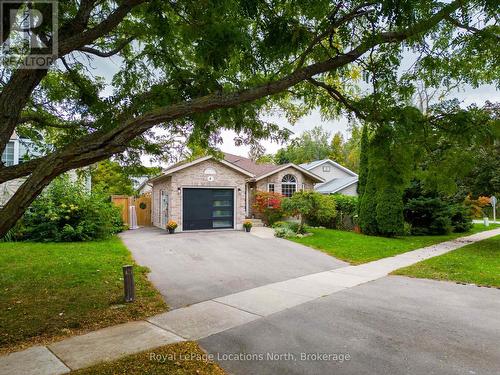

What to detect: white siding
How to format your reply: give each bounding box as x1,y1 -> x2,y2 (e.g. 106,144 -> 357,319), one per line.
310,161 -> 353,181
336,182 -> 358,196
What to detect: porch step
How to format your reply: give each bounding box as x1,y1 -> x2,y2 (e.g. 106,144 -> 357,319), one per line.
245,218 -> 264,227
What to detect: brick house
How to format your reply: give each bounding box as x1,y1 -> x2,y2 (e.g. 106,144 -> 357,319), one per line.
149,153 -> 324,231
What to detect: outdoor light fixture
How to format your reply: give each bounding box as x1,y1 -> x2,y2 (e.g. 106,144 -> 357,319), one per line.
177,187 -> 181,193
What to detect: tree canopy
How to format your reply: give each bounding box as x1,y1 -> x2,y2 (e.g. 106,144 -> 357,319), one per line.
1,0 -> 499,236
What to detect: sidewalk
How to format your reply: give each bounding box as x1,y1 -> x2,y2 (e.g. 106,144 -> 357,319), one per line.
1,227 -> 499,375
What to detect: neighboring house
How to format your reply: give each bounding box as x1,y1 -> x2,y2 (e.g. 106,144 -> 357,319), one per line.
300,159 -> 358,196
149,153 -> 323,231
1,133 -> 90,207
135,179 -> 152,195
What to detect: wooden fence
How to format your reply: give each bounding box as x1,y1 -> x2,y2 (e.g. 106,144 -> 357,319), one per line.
111,194 -> 152,227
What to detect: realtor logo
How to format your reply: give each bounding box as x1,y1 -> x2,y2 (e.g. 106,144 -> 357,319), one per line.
0,0 -> 58,69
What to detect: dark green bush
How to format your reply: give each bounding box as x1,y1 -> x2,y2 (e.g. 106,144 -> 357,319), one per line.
404,196 -> 473,235
404,197 -> 452,235
450,204 -> 473,233
376,186 -> 405,237
19,176 -> 123,242
358,171 -> 378,235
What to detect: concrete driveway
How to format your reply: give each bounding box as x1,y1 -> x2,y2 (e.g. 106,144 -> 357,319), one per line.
120,228 -> 346,308
200,276 -> 500,375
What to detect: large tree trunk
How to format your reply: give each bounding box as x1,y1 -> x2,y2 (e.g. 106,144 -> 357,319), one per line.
0,69 -> 48,153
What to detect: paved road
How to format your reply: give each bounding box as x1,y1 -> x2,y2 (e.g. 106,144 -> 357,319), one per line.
120,228 -> 346,308
200,276 -> 500,375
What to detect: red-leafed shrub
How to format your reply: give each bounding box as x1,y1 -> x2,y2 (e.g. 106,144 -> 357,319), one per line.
252,191 -> 284,225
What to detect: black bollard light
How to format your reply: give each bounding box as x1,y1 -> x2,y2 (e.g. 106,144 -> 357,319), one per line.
123,265 -> 135,302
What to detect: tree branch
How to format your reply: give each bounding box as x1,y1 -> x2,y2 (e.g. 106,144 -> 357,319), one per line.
307,78 -> 366,119
77,36 -> 135,57
296,2 -> 376,68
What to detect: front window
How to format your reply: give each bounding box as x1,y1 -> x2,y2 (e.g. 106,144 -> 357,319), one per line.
267,183 -> 274,192
281,174 -> 297,197
1,141 -> 15,166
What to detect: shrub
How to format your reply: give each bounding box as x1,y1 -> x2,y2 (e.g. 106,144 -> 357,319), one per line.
272,221 -> 288,228
18,176 -> 123,242
404,197 -> 452,235
281,191 -> 336,229
464,195 -> 491,218
450,204 -> 473,233
274,226 -> 296,238
272,220 -> 303,234
331,195 -> 358,230
252,191 -> 284,225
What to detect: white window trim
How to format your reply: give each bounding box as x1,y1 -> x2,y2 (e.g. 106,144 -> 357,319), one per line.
267,183 -> 275,192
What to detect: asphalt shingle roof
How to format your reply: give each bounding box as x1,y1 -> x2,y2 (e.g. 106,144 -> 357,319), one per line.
315,177 -> 358,194
223,153 -> 281,177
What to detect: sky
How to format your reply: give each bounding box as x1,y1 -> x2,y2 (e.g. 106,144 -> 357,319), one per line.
92,56 -> 499,166
219,84 -> 499,157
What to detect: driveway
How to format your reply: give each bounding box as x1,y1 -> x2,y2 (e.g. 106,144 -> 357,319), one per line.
200,276 -> 500,375
120,228 -> 346,308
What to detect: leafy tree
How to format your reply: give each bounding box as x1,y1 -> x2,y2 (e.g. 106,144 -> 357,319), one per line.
357,125 -> 369,197
256,154 -> 275,164
275,126 -> 331,164
0,0 -> 498,237
91,160 -> 135,196
329,132 -> 345,162
248,143 -> 266,161
358,167 -> 379,235
342,124 -> 363,172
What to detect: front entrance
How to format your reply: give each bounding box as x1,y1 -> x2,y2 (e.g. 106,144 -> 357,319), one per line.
182,188 -> 234,230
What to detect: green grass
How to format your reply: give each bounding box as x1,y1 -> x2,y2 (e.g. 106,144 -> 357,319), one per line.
392,235 -> 500,288
72,341 -> 226,375
0,237 -> 166,353
290,224 -> 499,265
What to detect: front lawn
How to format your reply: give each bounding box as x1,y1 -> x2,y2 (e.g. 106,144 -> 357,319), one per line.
289,224 -> 499,264
392,235 -> 500,288
0,237 -> 166,353
72,341 -> 226,375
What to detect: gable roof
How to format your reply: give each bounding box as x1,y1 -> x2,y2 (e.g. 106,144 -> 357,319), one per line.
149,155 -> 255,183
149,153 -> 324,184
299,159 -> 358,177
223,153 -> 280,177
316,177 -> 358,194
254,163 -> 324,183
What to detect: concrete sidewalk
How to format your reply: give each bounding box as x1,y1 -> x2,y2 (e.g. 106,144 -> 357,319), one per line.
2,227 -> 499,374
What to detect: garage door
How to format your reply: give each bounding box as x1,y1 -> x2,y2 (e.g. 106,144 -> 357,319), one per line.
182,188 -> 234,230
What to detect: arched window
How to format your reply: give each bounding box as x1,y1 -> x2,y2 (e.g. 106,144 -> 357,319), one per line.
281,174 -> 297,197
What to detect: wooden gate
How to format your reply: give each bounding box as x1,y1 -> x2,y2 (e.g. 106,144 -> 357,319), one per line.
135,194 -> 152,226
